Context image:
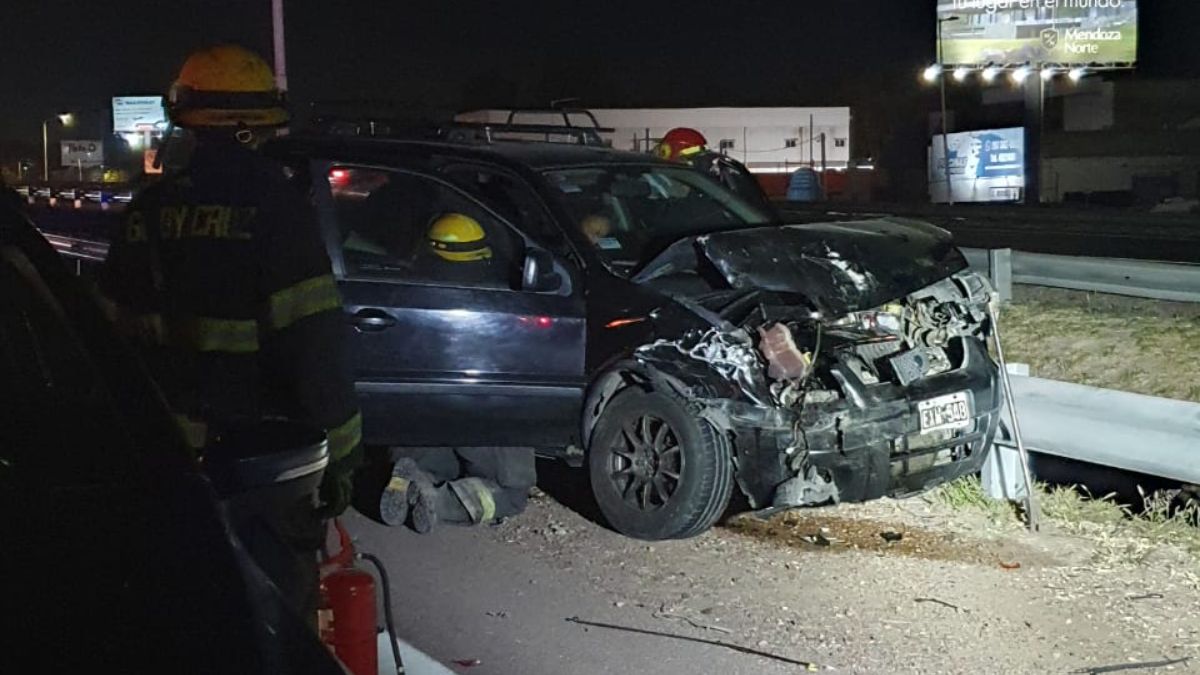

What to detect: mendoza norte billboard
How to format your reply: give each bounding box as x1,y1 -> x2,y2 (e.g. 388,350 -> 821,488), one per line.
929,128 -> 1025,204
940,0 -> 1138,65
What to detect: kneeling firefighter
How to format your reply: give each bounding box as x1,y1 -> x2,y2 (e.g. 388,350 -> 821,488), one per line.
378,215 -> 536,532
654,127 -> 773,212
97,45 -> 362,617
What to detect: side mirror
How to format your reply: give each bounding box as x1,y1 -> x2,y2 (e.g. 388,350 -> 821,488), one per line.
521,248 -> 563,293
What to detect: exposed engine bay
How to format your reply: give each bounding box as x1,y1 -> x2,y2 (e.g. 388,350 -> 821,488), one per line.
628,222 -> 1002,511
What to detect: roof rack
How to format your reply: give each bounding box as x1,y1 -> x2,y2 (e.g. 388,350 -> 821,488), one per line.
450,107 -> 615,146
504,107 -> 604,129
443,123 -> 612,146
303,103 -> 616,147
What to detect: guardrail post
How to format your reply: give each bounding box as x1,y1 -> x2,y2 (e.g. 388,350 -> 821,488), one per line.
989,248 -> 1013,303
983,437 -> 1028,500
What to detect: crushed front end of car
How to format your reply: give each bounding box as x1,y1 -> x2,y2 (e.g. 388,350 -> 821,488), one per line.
629,219 -> 1002,510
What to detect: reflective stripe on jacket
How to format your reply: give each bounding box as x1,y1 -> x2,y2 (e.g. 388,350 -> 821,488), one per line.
98,141 -> 361,464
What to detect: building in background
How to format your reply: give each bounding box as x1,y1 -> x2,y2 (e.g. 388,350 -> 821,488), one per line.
1041,79 -> 1200,205
459,107 -> 874,200
460,107 -> 852,172
964,77 -> 1200,206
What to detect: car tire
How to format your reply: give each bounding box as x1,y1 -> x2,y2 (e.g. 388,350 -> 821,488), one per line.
588,387 -> 733,540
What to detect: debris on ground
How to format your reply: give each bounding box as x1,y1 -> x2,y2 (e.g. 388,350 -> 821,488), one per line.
652,602 -> 733,634
487,483 -> 1200,673
725,509 -> 1048,566
565,616 -> 821,670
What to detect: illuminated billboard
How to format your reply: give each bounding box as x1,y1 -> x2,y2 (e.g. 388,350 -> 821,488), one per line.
939,1 -> 1138,66
61,140 -> 104,168
113,96 -> 167,133
929,127 -> 1025,204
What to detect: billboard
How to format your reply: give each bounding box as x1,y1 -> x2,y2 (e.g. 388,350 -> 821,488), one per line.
929,127 -> 1025,203
60,140 -> 104,168
939,0 -> 1138,66
113,96 -> 167,133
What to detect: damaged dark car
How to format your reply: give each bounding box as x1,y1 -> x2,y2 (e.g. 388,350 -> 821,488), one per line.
270,133 -> 1002,541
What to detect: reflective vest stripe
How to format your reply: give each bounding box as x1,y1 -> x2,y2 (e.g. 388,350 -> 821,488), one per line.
267,274 -> 341,332
172,413 -> 208,450
115,311 -> 259,354
327,411 -> 363,463
173,316 -> 260,353
476,482 -> 497,523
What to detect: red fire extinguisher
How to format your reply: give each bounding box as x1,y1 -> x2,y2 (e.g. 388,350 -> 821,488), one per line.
319,520 -> 379,675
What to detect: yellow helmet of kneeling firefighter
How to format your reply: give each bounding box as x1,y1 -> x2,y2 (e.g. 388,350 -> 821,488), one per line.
428,213 -> 492,262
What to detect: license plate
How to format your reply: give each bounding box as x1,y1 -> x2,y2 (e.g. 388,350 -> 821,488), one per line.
918,392 -> 972,432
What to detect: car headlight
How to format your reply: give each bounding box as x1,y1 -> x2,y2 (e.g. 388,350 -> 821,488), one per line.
829,304 -> 904,337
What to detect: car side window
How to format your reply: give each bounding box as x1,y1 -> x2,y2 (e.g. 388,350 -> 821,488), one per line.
327,167 -> 520,289
440,164 -> 571,255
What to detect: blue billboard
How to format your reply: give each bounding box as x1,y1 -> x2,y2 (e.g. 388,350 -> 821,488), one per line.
930,127 -> 1025,203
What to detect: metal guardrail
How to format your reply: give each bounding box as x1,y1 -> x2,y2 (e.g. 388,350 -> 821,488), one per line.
42,233 -> 109,262
962,247 -> 1200,303
984,374 -> 1200,499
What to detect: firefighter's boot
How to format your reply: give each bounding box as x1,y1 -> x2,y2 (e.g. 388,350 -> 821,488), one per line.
380,458 -> 432,527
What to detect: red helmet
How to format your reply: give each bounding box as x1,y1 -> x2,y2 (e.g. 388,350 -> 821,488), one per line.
655,127 -> 707,161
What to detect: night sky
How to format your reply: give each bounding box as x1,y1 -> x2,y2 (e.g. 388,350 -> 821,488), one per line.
1,1 -> 1197,145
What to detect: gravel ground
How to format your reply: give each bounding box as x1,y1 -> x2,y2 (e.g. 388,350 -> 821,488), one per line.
358,467 -> 1200,675
503,494 -> 1198,674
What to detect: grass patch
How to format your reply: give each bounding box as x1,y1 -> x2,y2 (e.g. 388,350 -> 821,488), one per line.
928,477 -> 1200,565
927,475 -> 1017,526
999,297 -> 1200,403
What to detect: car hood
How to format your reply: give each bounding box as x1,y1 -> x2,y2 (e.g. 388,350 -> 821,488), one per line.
634,218 -> 968,317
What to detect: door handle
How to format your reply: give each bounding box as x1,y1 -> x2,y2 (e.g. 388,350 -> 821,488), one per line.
352,309 -> 397,332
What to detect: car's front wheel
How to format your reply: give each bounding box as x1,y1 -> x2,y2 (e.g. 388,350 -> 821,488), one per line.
588,388 -> 733,540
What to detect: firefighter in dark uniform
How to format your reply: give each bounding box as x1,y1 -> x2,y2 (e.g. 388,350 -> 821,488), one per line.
654,127 -> 774,213
378,213 -> 537,533
97,45 -> 361,617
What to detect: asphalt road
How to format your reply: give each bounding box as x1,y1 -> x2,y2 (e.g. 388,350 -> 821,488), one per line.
345,511 -> 803,675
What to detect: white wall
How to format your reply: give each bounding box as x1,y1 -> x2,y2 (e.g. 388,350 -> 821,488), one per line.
456,107 -> 853,172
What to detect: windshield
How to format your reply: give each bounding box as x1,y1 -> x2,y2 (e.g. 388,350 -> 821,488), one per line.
542,165 -> 774,269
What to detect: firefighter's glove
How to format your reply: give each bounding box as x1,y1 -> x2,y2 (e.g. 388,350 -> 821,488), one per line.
317,456 -> 358,518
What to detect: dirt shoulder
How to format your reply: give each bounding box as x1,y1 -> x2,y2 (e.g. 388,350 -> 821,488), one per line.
1000,286 -> 1200,403
491,487 -> 1200,675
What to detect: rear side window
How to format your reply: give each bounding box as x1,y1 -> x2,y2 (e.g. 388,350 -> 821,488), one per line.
326,167 -> 522,290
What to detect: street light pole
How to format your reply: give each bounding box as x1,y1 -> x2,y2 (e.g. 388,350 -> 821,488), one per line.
937,16 -> 959,205
41,113 -> 74,182
272,0 -> 288,92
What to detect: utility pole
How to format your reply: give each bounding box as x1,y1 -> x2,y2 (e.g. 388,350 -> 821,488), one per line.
937,16 -> 959,205
808,114 -> 814,167
1023,63 -> 1045,206
272,0 -> 288,92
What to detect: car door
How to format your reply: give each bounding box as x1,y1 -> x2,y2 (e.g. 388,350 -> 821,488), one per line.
310,159 -> 586,448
